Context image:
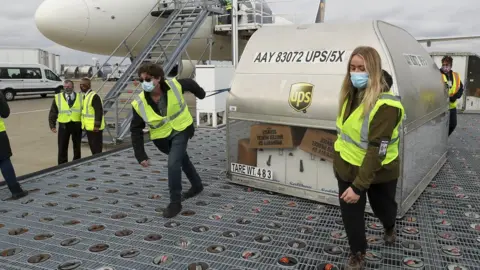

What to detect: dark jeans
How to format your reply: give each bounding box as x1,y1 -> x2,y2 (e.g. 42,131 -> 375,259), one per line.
227,9 -> 232,24
448,108 -> 457,136
58,122 -> 82,164
153,131 -> 202,203
337,177 -> 398,254
0,157 -> 18,189
86,130 -> 103,155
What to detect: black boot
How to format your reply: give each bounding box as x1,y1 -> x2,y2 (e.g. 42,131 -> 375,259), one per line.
345,252 -> 365,270
182,185 -> 204,201
384,226 -> 396,244
163,202 -> 182,218
8,183 -> 28,200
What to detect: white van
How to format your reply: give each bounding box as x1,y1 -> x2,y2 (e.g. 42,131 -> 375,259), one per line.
0,63 -> 63,101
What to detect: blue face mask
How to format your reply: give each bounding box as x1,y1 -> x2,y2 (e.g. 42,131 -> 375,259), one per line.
141,81 -> 155,92
350,72 -> 369,89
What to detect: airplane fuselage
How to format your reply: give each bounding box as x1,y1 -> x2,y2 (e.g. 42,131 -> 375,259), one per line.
35,0 -> 247,61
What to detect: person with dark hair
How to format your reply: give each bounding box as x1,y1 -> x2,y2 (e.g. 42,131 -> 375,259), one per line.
48,80 -> 83,164
80,77 -> 104,154
130,63 -> 206,218
0,91 -> 28,199
440,56 -> 463,136
334,46 -> 405,269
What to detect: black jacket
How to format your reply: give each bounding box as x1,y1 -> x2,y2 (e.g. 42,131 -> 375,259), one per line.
0,91 -> 12,160
130,78 -> 206,163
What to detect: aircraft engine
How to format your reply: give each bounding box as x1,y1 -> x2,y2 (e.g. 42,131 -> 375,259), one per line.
166,60 -> 196,79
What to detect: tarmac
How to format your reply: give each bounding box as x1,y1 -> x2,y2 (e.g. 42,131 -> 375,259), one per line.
1,80 -> 197,181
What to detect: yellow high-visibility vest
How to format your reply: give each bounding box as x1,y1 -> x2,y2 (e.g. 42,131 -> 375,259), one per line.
81,91 -> 105,131
225,0 -> 232,10
0,119 -> 5,132
131,78 -> 193,140
443,71 -> 461,109
55,93 -> 82,123
334,91 -> 405,166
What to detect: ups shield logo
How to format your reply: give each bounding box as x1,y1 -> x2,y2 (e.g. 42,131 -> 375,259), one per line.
288,82 -> 313,113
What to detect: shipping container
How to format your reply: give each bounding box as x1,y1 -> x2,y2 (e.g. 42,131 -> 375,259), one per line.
430,52 -> 480,113
0,47 -> 61,75
227,20 -> 448,218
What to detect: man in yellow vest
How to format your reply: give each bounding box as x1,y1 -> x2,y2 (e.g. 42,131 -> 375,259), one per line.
80,77 -> 105,154
440,56 -> 464,136
0,91 -> 28,199
48,80 -> 83,164
130,63 -> 206,218
225,0 -> 232,24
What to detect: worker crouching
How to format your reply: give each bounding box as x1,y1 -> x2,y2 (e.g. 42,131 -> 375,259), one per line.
130,63 -> 206,218
333,46 -> 405,269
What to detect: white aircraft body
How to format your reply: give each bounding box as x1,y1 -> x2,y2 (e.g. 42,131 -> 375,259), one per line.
35,0 -> 479,73
34,0 -> 273,63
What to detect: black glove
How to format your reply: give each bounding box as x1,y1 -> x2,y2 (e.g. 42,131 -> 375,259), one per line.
449,97 -> 456,103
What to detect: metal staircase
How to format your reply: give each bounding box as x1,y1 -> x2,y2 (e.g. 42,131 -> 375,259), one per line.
91,0 -> 223,144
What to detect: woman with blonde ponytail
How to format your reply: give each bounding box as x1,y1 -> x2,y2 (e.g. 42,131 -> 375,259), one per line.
333,46 -> 405,270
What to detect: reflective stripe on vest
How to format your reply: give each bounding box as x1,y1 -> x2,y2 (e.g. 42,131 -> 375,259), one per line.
55,93 -> 82,123
81,91 -> 105,131
134,79 -> 187,130
334,91 -> 405,166
336,94 -> 401,150
0,119 -> 5,132
443,72 -> 461,109
132,79 -> 193,140
225,0 -> 232,9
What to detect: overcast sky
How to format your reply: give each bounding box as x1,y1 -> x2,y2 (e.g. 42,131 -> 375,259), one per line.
0,0 -> 478,66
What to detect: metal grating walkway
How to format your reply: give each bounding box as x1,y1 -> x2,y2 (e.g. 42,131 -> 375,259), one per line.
1,114 -> 480,270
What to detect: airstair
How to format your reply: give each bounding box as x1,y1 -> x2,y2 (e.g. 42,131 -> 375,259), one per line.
92,0 -> 223,144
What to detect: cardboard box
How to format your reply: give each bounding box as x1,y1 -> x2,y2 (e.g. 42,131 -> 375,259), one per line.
475,88 -> 480,97
249,124 -> 306,149
237,139 -> 257,166
299,128 -> 337,162
286,148 -> 318,190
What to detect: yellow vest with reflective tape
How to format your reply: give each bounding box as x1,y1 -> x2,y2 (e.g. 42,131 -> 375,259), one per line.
55,93 -> 82,123
334,91 -> 405,166
81,91 -> 105,131
131,78 -> 193,140
225,0 -> 232,10
0,119 -> 5,132
443,72 -> 461,109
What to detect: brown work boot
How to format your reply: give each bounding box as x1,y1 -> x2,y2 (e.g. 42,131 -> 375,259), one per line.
384,226 -> 396,244
345,252 -> 365,270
